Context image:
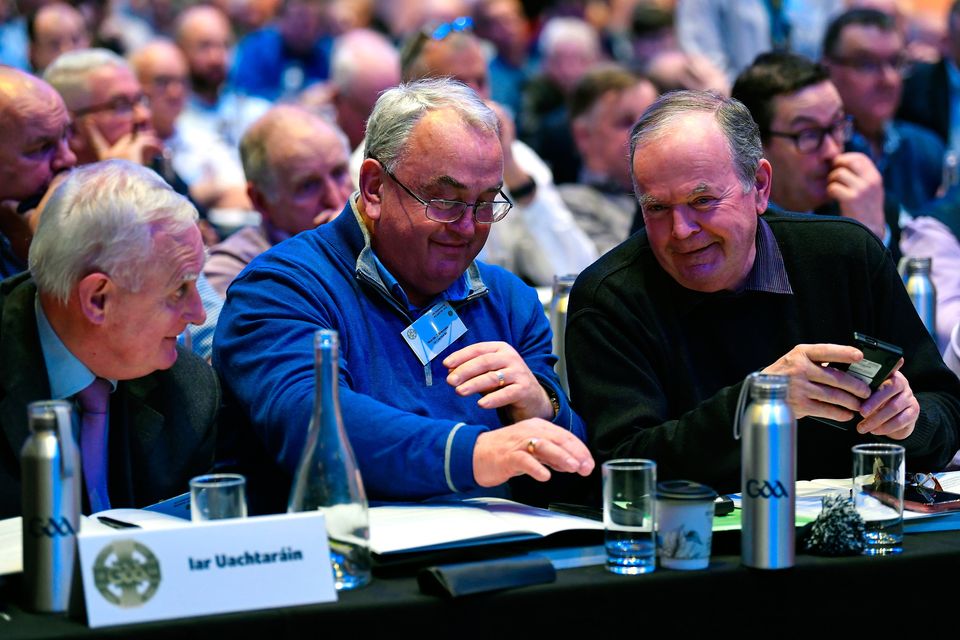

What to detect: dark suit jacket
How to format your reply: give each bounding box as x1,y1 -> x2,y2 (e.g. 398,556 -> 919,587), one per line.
899,60 -> 950,145
0,273 -> 219,518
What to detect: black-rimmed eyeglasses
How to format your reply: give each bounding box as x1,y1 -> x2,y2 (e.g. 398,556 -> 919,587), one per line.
374,159 -> 513,224
767,115 -> 854,154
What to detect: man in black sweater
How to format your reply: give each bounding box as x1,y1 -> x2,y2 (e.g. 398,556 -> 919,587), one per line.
566,90 -> 960,493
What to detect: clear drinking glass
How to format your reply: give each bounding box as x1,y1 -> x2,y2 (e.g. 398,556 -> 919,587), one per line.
852,443 -> 905,555
190,474 -> 248,522
603,459 -> 657,574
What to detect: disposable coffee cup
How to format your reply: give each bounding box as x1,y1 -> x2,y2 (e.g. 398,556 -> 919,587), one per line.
656,480 -> 717,570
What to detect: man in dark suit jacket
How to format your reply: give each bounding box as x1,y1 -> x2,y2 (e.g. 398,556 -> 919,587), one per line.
0,160 -> 218,518
898,1 -> 959,146
899,58 -> 950,146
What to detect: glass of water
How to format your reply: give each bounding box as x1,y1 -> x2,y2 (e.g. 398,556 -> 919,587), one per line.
603,459 -> 657,575
852,444 -> 905,555
190,474 -> 248,522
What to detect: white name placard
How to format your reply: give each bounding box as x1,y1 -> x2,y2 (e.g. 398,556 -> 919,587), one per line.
78,511 -> 336,628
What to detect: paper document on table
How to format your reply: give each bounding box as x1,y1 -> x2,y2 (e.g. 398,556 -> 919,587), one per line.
0,517 -> 21,576
368,498 -> 603,555
727,471 -> 960,530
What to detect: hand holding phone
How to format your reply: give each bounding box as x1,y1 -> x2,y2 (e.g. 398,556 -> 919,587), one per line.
839,333 -> 918,439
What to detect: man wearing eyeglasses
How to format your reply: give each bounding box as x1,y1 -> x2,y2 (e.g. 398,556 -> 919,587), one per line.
733,52 -> 894,251
214,78 -> 593,513
822,8 -> 945,212
734,52 -> 960,353
43,48 -> 165,169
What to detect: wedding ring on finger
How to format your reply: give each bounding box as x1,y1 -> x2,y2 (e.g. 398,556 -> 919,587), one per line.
495,370 -> 506,388
527,438 -> 539,455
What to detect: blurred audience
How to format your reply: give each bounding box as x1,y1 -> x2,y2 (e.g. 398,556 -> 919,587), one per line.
328,28 -> 400,151
27,1 -> 88,73
899,0 -> 960,148
823,8 -> 945,212
230,0 -> 334,100
559,65 -> 657,255
473,0 -> 529,118
204,105 -> 352,296
521,16 -> 601,183
130,38 -> 249,211
176,4 -> 269,149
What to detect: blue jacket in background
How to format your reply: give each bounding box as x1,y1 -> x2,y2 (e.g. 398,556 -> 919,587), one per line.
847,119 -> 945,213
229,26 -> 331,101
213,197 -> 584,505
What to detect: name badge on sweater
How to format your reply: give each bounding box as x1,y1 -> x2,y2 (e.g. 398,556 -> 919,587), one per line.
401,301 -> 468,366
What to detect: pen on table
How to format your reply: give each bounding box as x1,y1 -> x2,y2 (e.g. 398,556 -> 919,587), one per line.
97,516 -> 141,529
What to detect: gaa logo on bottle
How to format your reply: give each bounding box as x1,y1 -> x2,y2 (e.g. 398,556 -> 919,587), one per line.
27,516 -> 76,538
745,479 -> 789,499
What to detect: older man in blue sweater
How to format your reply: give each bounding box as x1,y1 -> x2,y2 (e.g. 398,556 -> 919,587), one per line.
214,79 -> 593,510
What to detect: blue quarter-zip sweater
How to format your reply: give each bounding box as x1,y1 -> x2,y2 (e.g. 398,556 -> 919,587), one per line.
213,196 -> 585,502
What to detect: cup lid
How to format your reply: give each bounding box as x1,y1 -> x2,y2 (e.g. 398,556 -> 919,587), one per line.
657,480 -> 717,501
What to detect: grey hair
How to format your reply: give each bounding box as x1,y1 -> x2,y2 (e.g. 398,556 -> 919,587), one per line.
538,17 -> 599,58
29,160 -> 199,304
43,47 -> 129,110
629,90 -> 762,192
364,78 -> 499,172
241,105 -> 351,196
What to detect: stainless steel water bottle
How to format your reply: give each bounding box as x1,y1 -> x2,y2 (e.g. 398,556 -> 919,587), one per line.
735,373 -> 796,569
904,257 -> 936,338
288,329 -> 371,590
549,274 -> 577,396
21,400 -> 81,612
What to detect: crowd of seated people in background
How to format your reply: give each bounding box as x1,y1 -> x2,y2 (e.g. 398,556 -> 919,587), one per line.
2,0 -> 960,515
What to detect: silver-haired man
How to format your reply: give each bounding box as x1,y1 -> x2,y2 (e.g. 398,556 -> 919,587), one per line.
566,90 -> 960,494
0,160 -> 218,518
215,78 -> 593,512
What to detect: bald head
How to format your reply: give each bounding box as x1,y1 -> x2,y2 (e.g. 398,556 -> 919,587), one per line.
0,67 -> 76,203
241,105 -> 353,235
28,2 -> 90,73
176,5 -> 232,97
331,29 -> 400,148
131,40 -> 189,138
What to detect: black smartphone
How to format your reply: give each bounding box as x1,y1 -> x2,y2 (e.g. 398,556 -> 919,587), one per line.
835,332 -> 903,391
812,333 -> 904,431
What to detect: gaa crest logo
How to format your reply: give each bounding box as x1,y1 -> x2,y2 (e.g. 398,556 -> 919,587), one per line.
406,328 -> 418,340
745,479 -> 790,499
93,539 -> 161,607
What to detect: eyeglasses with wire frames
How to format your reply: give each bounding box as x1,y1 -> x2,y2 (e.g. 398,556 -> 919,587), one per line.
766,115 -> 854,154
909,472 -> 944,504
72,92 -> 149,118
373,158 -> 513,224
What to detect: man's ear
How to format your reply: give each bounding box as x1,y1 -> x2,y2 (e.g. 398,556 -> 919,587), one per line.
358,157 -> 385,221
754,158 -> 773,213
76,273 -> 112,325
247,182 -> 272,224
